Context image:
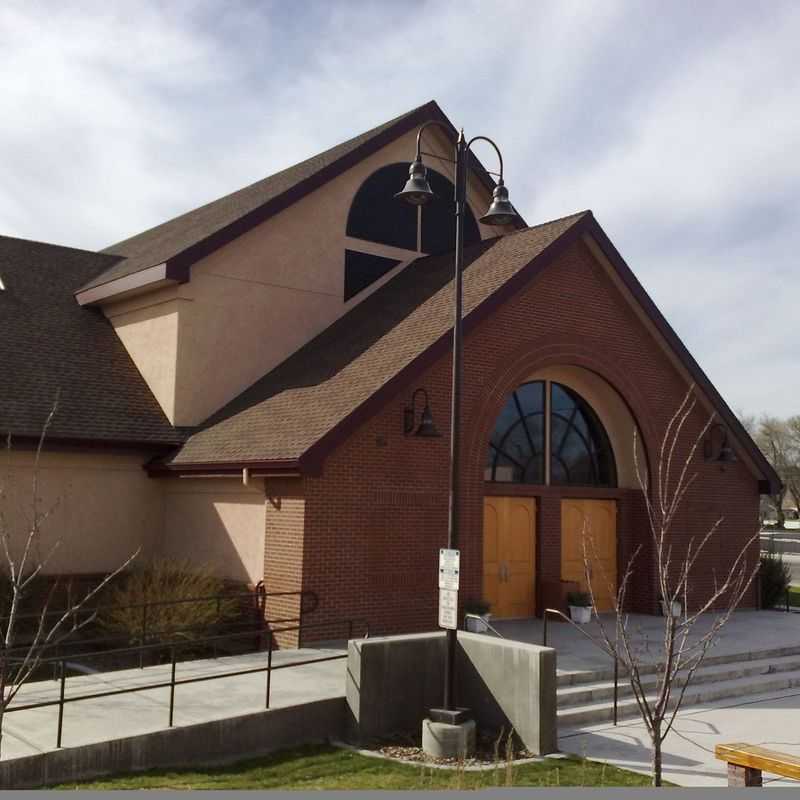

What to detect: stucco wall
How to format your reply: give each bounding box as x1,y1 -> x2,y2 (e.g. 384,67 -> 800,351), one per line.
104,294 -> 181,424
159,478 -> 266,585
1,449 -> 162,574
100,125 -> 504,427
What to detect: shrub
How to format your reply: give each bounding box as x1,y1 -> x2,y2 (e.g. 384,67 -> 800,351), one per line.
463,598 -> 491,615
760,552 -> 791,609
566,591 -> 592,607
99,559 -> 239,644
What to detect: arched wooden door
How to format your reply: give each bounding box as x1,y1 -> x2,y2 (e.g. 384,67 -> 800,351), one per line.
561,499 -> 617,611
483,497 -> 536,618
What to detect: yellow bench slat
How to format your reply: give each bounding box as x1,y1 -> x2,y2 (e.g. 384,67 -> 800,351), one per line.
715,743 -> 800,781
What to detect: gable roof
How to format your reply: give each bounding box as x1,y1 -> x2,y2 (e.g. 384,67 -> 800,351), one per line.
161,212 -> 587,468
0,235 -> 180,447
158,211 -> 780,494
78,100 -> 503,298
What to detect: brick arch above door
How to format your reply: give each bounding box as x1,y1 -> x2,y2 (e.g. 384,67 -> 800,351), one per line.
465,337 -> 657,491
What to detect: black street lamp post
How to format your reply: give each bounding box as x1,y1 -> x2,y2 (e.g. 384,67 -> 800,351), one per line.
396,123 -> 520,722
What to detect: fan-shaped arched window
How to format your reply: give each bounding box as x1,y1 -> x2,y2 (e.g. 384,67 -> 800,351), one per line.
486,381 -> 617,487
344,163 -> 481,300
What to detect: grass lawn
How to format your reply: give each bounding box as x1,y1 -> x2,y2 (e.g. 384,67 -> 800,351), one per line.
789,586 -> 800,607
54,744 -> 661,790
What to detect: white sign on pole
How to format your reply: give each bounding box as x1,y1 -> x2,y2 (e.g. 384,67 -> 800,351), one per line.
438,548 -> 460,591
439,588 -> 458,630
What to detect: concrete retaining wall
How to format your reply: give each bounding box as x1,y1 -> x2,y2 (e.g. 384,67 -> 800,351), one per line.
346,631 -> 557,754
0,697 -> 344,789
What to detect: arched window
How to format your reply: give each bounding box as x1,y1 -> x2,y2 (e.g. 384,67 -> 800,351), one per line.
486,381 -> 617,487
549,383 -> 616,487
344,163 -> 481,300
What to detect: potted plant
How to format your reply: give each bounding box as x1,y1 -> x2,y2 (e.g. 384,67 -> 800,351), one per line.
567,591 -> 592,624
463,598 -> 492,632
660,597 -> 682,618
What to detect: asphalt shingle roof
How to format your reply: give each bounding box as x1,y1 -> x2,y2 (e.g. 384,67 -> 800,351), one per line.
166,212 -> 588,466
1,236 -> 180,446
81,101 -> 459,293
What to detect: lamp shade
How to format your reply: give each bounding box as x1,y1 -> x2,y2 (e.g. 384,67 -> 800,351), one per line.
479,180 -> 520,227
394,158 -> 435,205
415,402 -> 442,437
716,436 -> 737,463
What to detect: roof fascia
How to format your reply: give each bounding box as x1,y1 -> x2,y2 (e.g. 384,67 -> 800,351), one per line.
148,458 -> 301,478
299,212 -> 780,495
75,261 -> 188,306
140,103 -> 507,288
582,216 -> 781,495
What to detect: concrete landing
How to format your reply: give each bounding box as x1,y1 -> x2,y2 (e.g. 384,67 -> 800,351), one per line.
493,610 -> 800,673
1,646 -> 346,761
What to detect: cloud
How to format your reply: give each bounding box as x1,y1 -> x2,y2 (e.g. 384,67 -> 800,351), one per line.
1,0 -> 798,416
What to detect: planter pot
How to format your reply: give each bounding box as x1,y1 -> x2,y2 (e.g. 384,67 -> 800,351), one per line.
568,605 -> 592,624
464,613 -> 491,633
660,600 -> 682,618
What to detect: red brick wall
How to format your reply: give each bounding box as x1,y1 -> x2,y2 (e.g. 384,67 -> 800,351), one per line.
272,237 -> 762,638
263,478 -> 307,646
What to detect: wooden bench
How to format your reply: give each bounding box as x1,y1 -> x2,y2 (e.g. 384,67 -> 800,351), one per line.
715,743 -> 800,787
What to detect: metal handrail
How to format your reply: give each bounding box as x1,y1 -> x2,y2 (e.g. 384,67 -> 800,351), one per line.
1,589 -> 319,668
3,615 -> 369,749
0,587 -> 318,624
542,606 -> 619,726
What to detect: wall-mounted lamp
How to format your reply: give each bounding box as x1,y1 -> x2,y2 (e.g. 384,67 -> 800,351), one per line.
403,388 -> 442,438
703,423 -> 737,464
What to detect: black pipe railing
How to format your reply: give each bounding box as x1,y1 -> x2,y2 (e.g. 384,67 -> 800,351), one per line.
1,589 -> 319,669
542,606 -> 619,726
3,616 -> 368,749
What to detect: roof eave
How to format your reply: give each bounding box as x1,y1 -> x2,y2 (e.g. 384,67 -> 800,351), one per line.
147,458 -> 302,478
75,261 -> 189,306
582,215 -> 782,495
83,101 -> 517,298
300,211 -> 779,495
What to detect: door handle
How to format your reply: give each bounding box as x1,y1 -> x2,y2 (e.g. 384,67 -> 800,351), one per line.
499,562 -> 509,582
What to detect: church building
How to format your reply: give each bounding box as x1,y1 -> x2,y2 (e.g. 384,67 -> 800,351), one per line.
1,101 -> 778,642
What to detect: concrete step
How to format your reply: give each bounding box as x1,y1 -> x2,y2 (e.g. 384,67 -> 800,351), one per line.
557,667 -> 800,728
557,653 -> 800,707
556,643 -> 800,687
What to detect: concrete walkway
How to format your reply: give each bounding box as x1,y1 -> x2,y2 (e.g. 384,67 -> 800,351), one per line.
493,609 -> 800,673
560,687 -> 800,787
1,646 -> 346,761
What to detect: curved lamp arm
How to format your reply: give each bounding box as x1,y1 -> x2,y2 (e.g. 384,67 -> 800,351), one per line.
467,135 -> 504,182
413,119 -> 457,161
412,124 -> 506,183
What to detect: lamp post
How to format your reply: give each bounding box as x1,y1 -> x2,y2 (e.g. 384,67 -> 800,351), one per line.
396,123 -> 520,723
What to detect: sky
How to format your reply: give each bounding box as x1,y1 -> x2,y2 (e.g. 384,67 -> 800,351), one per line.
1,0 -> 798,418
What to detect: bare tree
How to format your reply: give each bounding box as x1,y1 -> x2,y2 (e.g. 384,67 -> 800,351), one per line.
0,402 -> 138,756
754,416 -> 798,528
561,388 -> 759,786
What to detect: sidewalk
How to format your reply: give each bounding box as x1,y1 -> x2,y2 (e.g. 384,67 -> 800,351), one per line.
560,687 -> 800,787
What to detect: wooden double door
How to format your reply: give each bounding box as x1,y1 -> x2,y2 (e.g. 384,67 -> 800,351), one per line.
483,497 -> 536,619
561,499 -> 618,612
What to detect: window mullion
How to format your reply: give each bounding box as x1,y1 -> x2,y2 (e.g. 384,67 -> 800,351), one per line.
544,380 -> 551,485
